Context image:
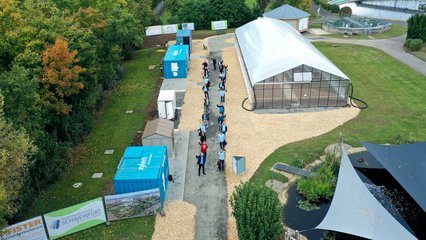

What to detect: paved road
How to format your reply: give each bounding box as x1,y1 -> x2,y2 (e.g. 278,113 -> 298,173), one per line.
183,34 -> 234,240
307,34 -> 426,76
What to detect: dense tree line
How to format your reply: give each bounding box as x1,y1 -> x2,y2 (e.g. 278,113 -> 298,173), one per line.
0,0 -> 154,226
166,0 -> 255,29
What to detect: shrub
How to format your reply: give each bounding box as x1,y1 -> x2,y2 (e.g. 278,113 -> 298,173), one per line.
297,153 -> 339,202
407,14 -> 426,42
230,182 -> 283,240
405,38 -> 412,48
408,38 -> 423,51
290,154 -> 306,168
330,4 -> 340,13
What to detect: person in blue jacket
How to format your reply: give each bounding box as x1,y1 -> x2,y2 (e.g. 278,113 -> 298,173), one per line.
218,149 -> 226,171
196,152 -> 206,176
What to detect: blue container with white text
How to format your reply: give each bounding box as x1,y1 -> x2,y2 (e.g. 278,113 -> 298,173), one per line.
113,146 -> 169,208
163,45 -> 189,79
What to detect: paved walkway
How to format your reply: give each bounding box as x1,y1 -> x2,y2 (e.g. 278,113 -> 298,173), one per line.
166,130 -> 189,201
183,35 -> 232,240
306,34 -> 426,76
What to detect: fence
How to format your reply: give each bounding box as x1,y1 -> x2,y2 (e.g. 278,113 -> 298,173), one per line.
1,189 -> 161,240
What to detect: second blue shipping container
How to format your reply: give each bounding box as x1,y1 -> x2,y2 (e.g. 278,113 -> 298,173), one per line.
163,45 -> 189,79
113,146 -> 169,208
176,29 -> 192,53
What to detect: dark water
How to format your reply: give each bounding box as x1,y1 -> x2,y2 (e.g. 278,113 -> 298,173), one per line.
283,184 -> 366,240
283,151 -> 425,240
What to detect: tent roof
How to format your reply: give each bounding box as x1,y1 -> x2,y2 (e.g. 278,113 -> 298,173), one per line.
263,4 -> 311,19
235,18 -> 349,85
142,118 -> 174,139
316,149 -> 417,240
362,142 -> 426,212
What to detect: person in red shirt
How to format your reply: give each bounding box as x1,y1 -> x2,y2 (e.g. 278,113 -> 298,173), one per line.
199,140 -> 208,154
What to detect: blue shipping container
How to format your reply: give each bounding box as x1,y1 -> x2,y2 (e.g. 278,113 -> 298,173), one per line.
163,45 -> 189,79
176,30 -> 192,53
113,146 -> 169,208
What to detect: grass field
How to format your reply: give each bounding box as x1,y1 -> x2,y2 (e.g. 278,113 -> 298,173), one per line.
250,42 -> 426,186
246,0 -> 256,9
411,47 -> 426,61
327,24 -> 406,39
22,49 -> 164,239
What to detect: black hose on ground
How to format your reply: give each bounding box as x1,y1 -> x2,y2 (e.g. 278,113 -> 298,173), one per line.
241,97 -> 256,111
349,82 -> 368,109
241,87 -> 257,111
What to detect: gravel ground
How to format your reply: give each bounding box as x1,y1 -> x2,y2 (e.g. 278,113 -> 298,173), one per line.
154,35 -> 360,240
152,201 -> 196,240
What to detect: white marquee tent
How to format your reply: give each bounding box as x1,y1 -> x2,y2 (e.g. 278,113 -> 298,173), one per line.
235,18 -> 351,109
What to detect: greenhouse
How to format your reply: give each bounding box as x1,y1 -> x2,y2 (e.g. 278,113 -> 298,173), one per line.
235,18 -> 351,109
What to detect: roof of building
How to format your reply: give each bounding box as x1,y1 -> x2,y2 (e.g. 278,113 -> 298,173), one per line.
363,142 -> 426,212
235,17 -> 349,85
316,149 -> 417,240
114,146 -> 166,180
142,118 -> 174,139
164,45 -> 189,61
263,4 -> 310,19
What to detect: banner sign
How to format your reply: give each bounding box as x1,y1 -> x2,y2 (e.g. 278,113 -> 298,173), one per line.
0,216 -> 48,240
181,22 -> 195,30
43,198 -> 106,239
104,189 -> 161,221
162,24 -> 179,34
211,20 -> 228,30
145,25 -> 163,36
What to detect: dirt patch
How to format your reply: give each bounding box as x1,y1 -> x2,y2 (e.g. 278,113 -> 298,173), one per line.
152,201 -> 196,240
131,77 -> 162,146
101,180 -> 114,195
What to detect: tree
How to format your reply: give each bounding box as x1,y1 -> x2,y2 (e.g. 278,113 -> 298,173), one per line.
0,94 -> 37,227
230,182 -> 284,240
41,36 -> 86,115
407,14 -> 426,42
256,0 -> 270,12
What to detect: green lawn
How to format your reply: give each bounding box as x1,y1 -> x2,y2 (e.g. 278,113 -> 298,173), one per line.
246,0 -> 256,9
327,25 -> 406,39
309,22 -> 322,29
250,42 -> 426,186
22,49 -> 164,239
411,48 -> 426,61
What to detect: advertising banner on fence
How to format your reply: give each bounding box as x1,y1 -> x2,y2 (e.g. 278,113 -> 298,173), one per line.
211,20 -> 228,30
162,24 -> 179,34
181,22 -> 195,30
0,216 -> 48,240
43,198 -> 106,239
145,25 -> 163,36
104,189 -> 161,221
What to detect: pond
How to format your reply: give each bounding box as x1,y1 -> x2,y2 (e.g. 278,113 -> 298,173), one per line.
283,151 -> 426,240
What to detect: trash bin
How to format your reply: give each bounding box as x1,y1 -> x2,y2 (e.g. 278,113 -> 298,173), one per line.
232,156 -> 246,176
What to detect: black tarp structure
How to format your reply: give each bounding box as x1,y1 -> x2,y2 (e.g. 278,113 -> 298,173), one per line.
362,142 -> 426,212
315,150 -> 417,240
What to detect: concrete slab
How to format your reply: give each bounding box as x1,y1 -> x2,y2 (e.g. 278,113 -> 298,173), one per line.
308,28 -> 330,35
104,150 -> 114,155
161,78 -> 187,92
92,173 -> 103,178
166,131 -> 190,201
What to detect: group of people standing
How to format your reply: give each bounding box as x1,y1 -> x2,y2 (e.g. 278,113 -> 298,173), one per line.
196,57 -> 229,176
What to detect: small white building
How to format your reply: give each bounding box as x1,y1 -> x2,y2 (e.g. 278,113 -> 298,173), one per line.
262,4 -> 311,32
157,90 -> 176,120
